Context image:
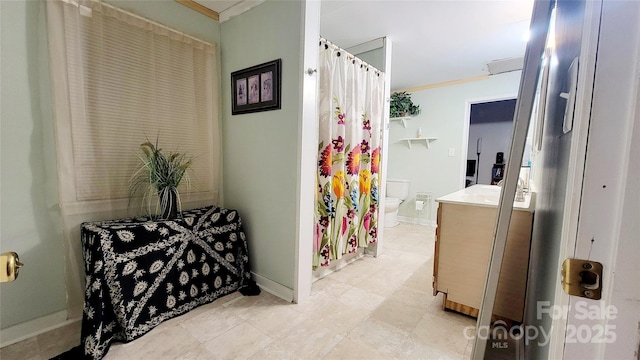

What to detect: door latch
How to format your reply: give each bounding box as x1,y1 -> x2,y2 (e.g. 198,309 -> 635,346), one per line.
0,252 -> 24,283
561,258 -> 602,299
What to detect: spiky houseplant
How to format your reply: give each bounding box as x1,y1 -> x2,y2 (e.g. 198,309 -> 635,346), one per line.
129,140 -> 192,220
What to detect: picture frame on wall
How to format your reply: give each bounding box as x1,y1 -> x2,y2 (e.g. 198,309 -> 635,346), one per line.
231,59 -> 281,115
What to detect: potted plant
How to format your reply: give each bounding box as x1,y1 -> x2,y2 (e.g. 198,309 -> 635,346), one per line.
390,91 -> 421,118
129,139 -> 192,220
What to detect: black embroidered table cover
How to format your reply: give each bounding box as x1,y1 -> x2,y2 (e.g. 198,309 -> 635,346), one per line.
80,206 -> 254,359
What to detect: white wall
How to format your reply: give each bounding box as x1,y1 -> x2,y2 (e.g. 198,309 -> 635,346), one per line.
220,0 -> 307,293
386,71 -> 521,223
467,121 -> 513,185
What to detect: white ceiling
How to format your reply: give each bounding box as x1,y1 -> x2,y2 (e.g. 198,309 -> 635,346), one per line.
197,0 -> 534,91
320,0 -> 534,90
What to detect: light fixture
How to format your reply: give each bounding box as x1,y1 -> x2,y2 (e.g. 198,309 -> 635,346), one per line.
487,57 -> 524,75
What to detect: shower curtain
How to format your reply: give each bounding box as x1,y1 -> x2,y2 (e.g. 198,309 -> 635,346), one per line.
314,38 -> 385,269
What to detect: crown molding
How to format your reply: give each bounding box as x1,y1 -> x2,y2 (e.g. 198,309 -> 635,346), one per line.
175,0 -> 220,21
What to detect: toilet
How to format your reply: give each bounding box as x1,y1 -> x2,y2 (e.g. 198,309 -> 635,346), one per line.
384,178 -> 410,228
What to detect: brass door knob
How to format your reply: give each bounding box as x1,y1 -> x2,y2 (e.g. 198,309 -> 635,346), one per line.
0,252 -> 23,283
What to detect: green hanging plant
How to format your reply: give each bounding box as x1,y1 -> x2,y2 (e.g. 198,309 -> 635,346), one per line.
390,91 -> 421,118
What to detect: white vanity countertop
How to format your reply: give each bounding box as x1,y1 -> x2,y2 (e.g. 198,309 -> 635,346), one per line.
435,184 -> 535,212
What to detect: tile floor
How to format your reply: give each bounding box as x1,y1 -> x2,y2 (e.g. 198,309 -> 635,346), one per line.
105,222 -> 477,359
2,223 -> 486,359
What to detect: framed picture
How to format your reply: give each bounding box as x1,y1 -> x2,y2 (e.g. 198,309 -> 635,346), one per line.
231,59 -> 281,115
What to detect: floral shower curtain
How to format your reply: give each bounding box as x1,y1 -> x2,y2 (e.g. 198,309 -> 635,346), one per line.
314,38 -> 385,269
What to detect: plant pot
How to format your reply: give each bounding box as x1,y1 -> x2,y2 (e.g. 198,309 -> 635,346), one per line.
159,187 -> 178,220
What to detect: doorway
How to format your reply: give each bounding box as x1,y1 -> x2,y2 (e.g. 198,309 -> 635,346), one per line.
463,95 -> 517,187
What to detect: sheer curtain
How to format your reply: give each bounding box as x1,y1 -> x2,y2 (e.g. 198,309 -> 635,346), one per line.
47,0 -> 220,317
314,38 -> 385,269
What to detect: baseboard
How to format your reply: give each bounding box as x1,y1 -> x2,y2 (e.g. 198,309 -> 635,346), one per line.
0,310 -> 80,348
251,272 -> 294,303
397,215 -> 436,227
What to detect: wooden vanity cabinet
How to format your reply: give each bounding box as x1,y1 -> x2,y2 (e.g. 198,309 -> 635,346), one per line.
432,202 -> 533,322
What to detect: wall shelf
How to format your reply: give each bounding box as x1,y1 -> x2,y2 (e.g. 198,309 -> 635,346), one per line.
389,116 -> 413,128
399,137 -> 438,149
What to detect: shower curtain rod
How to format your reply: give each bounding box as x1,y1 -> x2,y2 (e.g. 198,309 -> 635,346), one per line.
319,37 -> 382,75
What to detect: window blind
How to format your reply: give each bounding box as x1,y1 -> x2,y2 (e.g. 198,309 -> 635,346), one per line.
59,0 -> 218,203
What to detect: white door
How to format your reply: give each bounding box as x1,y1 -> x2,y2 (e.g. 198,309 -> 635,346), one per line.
548,0 -> 640,358
473,0 -> 640,358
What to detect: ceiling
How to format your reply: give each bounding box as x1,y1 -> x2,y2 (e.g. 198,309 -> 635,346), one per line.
195,0 -> 534,91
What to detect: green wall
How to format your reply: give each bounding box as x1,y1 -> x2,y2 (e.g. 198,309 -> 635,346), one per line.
353,48 -> 385,72
106,0 -> 220,44
387,71 -> 522,222
220,0 -> 305,290
1,0 -> 65,328
0,0 -> 220,331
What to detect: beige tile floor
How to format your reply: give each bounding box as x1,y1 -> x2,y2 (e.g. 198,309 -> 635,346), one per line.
105,222 -> 477,359
2,223 -> 483,359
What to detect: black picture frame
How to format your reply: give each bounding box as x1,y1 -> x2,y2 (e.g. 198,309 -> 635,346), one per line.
231,59 -> 281,115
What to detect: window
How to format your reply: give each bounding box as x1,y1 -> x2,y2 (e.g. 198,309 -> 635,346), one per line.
48,0 -> 220,213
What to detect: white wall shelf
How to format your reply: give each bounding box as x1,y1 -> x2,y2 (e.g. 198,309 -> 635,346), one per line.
389,116 -> 413,128
399,137 -> 438,149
